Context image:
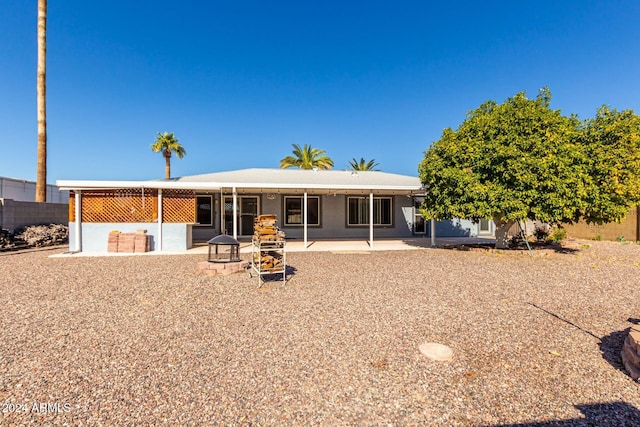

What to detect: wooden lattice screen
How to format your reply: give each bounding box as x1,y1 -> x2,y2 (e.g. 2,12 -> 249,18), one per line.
162,190 -> 196,223
81,189 -> 158,223
69,189 -> 196,223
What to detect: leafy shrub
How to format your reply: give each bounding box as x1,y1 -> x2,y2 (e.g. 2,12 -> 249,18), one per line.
593,234 -> 602,241
548,227 -> 567,242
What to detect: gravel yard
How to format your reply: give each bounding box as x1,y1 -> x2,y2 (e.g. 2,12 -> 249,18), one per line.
1,241 -> 640,426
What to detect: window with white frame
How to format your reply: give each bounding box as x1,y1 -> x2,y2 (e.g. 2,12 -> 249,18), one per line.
347,196 -> 392,226
284,196 -> 320,226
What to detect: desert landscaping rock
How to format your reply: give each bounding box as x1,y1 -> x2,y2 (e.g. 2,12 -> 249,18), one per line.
419,342 -> 453,361
1,240 -> 640,425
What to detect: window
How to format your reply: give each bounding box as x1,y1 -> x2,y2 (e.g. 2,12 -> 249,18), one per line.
284,196 -> 320,226
347,197 -> 392,226
196,195 -> 213,226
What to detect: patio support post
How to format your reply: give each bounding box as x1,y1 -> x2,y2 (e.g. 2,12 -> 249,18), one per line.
232,187 -> 238,240
303,191 -> 308,249
74,190 -> 82,252
369,192 -> 374,247
157,189 -> 163,251
430,218 -> 436,247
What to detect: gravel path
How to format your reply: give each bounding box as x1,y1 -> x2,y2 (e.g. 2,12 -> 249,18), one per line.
1,241 -> 639,426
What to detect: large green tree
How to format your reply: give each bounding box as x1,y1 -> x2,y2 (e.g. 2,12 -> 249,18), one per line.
151,132 -> 186,179
419,89 -> 640,248
280,144 -> 334,170
348,157 -> 379,171
419,88 -> 589,248
580,107 -> 640,224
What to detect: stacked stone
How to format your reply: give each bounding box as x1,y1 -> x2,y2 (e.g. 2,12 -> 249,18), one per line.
108,230 -> 150,253
621,323 -> 640,381
197,260 -> 249,276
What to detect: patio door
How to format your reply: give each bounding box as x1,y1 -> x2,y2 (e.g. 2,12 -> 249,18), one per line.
223,196 -> 259,236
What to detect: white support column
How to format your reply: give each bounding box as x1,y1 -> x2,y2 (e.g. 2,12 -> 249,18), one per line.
220,189 -> 224,234
74,190 -> 82,252
369,192 -> 374,248
430,219 -> 436,247
232,187 -> 238,240
157,189 -> 163,251
303,191 -> 308,249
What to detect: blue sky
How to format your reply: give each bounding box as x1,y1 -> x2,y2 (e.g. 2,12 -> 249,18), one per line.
2,1 -> 640,182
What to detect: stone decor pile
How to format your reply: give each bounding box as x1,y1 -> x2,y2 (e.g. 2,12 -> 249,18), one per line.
107,230 -> 150,253
622,323 -> 640,381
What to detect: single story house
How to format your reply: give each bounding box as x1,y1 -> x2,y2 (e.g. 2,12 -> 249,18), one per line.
57,168 -> 495,253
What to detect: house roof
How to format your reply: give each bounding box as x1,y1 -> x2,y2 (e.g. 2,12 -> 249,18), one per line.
57,168 -> 424,193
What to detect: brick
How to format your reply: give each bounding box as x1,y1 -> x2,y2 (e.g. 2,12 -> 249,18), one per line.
197,260 -> 248,275
118,233 -> 136,253
624,336 -> 640,368
630,330 -> 640,354
621,349 -> 640,381
134,235 -> 149,253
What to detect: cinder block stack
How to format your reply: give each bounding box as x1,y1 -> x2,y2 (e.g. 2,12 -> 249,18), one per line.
118,233 -> 136,252
134,230 -> 150,253
107,231 -> 120,252
107,230 -> 150,253
622,323 -> 640,381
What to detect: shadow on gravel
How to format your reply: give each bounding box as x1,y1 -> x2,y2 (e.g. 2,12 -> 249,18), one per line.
432,242 -> 580,255
487,401 -> 640,427
599,328 -> 630,374
254,265 -> 298,286
527,303 -> 633,377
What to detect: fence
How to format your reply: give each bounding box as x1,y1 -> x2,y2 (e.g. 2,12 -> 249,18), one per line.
562,206 -> 639,242
69,189 -> 196,223
0,198 -> 69,232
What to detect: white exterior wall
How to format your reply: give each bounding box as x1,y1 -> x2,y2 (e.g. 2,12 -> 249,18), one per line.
277,194 -> 415,239
0,177 -> 69,203
70,222 -> 192,252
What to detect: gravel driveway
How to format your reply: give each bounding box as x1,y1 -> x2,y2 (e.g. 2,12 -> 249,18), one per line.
1,241 -> 639,426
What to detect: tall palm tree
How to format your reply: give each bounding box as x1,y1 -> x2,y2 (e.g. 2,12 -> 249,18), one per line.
280,144 -> 334,170
35,0 -> 47,202
151,132 -> 186,179
348,157 -> 379,171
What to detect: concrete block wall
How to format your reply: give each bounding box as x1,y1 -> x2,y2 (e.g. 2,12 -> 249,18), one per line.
0,199 -> 69,232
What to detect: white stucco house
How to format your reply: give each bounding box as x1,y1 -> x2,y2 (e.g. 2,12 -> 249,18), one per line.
57,168 -> 494,253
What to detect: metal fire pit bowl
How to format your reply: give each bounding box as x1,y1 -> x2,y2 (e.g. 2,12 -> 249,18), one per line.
207,235 -> 241,263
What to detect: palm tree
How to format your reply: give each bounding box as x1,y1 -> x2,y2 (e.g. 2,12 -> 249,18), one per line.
280,144 -> 334,170
151,132 -> 186,179
35,0 -> 47,202
348,157 -> 379,171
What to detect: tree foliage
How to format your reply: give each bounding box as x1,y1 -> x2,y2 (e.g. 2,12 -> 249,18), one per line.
579,107 -> 640,224
418,88 -> 640,247
280,144 -> 334,170
348,157 -> 379,171
151,132 -> 186,179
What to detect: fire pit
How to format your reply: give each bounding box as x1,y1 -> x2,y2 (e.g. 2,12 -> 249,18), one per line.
207,235 -> 241,263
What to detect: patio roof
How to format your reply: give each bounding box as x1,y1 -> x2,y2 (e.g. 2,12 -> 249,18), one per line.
57,168 -> 424,193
